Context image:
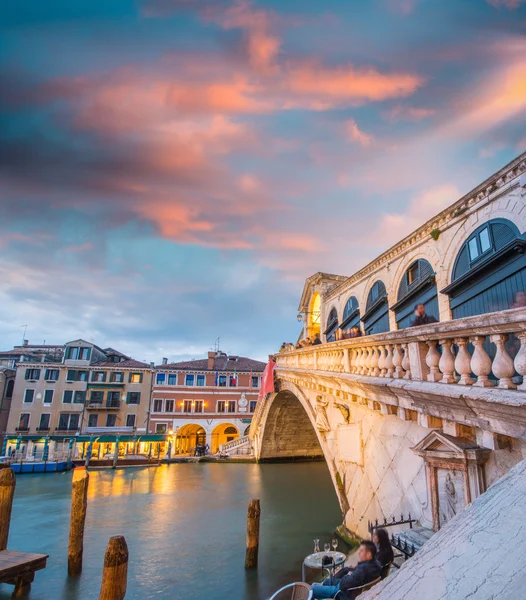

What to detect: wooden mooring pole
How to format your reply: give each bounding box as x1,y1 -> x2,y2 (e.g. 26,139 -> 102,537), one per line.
99,536 -> 128,600
244,498 -> 260,569
68,467 -> 89,576
0,468 -> 15,551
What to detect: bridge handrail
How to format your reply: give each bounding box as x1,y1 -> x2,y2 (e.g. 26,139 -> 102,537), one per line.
275,307 -> 526,390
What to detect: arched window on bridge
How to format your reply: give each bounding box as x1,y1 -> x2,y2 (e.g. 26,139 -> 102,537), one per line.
308,292 -> 321,338
340,295 -> 360,333
442,219 -> 525,318
324,307 -> 339,342
392,259 -> 439,329
362,281 -> 389,335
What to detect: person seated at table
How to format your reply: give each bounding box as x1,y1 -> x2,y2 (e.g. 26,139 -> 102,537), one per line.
373,528 -> 394,571
311,541 -> 381,599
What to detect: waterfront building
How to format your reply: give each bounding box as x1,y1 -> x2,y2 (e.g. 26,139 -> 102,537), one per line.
4,339 -> 157,460
0,367 -> 15,447
250,152 -> 526,543
150,351 -> 265,454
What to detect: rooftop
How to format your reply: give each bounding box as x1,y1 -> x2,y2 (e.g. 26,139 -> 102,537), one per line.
157,354 -> 266,372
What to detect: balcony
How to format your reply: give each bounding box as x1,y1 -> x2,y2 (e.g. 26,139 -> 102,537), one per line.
36,426 -> 51,432
15,426 -> 30,432
85,400 -> 121,410
54,427 -> 80,434
275,308 -> 526,390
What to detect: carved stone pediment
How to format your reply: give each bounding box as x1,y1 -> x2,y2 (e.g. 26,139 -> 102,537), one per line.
412,431 -> 490,465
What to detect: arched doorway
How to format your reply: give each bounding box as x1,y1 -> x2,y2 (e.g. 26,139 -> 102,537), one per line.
340,295 -> 360,334
307,292 -> 321,338
175,424 -> 206,455
211,423 -> 239,454
324,307 -> 339,342
362,281 -> 389,335
443,219 -> 525,318
393,259 -> 439,329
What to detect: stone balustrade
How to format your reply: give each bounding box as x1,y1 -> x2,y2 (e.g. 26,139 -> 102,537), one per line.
276,308 -> 526,391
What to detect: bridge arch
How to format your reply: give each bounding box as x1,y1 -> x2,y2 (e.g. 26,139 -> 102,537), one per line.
251,381 -> 348,514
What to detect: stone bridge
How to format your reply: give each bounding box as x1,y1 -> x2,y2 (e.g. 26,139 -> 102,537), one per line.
250,307 -> 526,538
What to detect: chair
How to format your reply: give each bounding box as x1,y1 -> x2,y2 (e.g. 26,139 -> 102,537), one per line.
334,576 -> 382,599
380,561 -> 393,579
269,582 -> 313,600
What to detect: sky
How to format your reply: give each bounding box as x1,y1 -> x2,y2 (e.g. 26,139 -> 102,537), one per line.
1,0 -> 525,364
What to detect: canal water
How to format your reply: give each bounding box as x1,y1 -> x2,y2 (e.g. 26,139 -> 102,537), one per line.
2,462 -> 341,600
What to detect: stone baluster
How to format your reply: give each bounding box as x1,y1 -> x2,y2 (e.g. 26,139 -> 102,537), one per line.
402,344 -> 411,379
454,338 -> 474,385
360,347 -> 368,375
352,348 -> 360,374
377,345 -> 386,377
355,348 -> 363,374
438,339 -> 457,384
470,336 -> 494,387
371,347 -> 381,377
425,340 -> 441,382
360,348 -> 368,375
365,347 -> 374,376
343,348 -> 350,373
514,333 -> 526,391
392,344 -> 405,378
384,345 -> 394,378
490,334 -> 517,389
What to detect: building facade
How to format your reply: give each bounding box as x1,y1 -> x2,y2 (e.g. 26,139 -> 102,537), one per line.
4,339 -> 154,460
150,352 -> 265,454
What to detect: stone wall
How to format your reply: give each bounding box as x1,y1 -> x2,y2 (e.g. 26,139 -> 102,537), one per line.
252,377 -> 526,538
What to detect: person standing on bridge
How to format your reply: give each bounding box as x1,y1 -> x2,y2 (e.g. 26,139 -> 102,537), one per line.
410,303 -> 438,327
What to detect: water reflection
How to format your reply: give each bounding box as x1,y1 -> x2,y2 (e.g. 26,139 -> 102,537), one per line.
2,463 -> 341,600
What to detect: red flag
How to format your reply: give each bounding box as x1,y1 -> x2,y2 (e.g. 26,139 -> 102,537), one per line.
258,358 -> 276,399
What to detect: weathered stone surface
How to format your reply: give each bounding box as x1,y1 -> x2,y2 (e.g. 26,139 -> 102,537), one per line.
361,459 -> 526,600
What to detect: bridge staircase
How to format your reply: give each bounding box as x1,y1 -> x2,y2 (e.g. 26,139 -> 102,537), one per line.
219,435 -> 253,456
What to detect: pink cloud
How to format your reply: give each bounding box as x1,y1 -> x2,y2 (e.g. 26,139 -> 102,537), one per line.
487,0 -> 526,8
346,118 -> 374,147
66,242 -> 94,253
384,105 -> 435,123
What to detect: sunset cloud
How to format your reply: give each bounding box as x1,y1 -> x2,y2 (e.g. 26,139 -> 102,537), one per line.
345,118 -> 374,147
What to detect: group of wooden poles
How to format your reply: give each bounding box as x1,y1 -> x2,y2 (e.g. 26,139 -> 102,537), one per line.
0,466 -> 262,598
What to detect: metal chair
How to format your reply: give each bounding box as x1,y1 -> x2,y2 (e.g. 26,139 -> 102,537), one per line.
269,582 -> 313,600
380,561 -> 393,579
334,576 -> 382,598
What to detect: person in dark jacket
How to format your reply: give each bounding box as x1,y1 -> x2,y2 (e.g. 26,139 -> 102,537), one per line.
409,303 -> 438,327
311,541 -> 381,599
312,333 -> 322,345
373,528 -> 394,574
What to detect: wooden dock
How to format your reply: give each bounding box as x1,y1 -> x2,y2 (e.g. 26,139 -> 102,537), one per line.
0,550 -> 48,597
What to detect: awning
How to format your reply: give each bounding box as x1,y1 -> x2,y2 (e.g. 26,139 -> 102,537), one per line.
74,434 -> 169,443
4,435 -> 50,442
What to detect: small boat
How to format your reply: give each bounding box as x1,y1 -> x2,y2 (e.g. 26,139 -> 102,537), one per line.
3,460 -> 71,474
72,453 -> 160,469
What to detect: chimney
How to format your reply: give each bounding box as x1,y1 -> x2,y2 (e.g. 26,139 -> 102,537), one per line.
208,351 -> 215,370
150,362 -> 154,368
162,357 -> 168,365
23,340 -> 28,347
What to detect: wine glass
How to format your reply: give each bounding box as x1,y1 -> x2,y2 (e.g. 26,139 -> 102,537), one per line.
324,543 -> 330,553
332,538 -> 338,551
313,539 -> 320,553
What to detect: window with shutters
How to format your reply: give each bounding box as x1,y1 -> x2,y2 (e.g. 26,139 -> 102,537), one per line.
74,391 -> 85,404
17,413 -> 30,431
165,400 -> 174,412
129,373 -> 142,383
90,391 -> 103,405
126,414 -> 136,428
44,389 -> 54,405
88,414 -> 98,428
153,399 -> 163,412
106,414 -> 117,427
25,368 -> 40,381
38,413 -> 51,431
24,389 -> 35,403
217,400 -> 225,413
127,392 -> 141,405
45,369 -> 59,381
63,390 -> 73,404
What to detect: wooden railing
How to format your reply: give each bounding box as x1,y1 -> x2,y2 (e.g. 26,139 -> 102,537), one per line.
275,308 -> 526,390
